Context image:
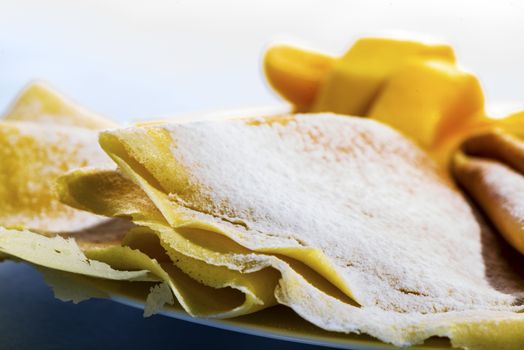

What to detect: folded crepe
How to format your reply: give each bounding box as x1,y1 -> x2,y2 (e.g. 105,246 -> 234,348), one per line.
453,120 -> 524,256
0,83 -> 279,318
0,83 -> 161,306
58,168 -> 280,317
0,82 -> 116,232
55,113 -> 524,348
4,81 -> 116,129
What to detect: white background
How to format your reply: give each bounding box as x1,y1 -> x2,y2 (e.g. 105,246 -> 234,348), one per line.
1,0 -> 524,122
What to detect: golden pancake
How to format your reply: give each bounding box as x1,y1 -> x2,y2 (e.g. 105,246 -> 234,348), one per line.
58,114 -> 524,348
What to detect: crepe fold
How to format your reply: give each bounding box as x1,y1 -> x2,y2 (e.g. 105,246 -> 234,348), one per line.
0,84 -> 157,308
0,84 -> 138,300
0,83 -> 271,316
54,113 -> 524,348
453,128 -> 524,256
4,81 -> 117,129
0,81 -> 118,233
0,120 -> 112,232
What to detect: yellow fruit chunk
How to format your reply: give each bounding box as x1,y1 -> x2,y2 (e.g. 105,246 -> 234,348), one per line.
369,59 -> 484,149
263,45 -> 335,111
4,81 -> 116,129
311,37 -> 456,115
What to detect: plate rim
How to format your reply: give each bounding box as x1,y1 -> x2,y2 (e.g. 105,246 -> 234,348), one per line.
111,294 -> 449,350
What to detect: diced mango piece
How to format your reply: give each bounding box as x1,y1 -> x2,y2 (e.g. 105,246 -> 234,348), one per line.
311,38 -> 456,115
368,59 -> 484,148
263,45 -> 335,111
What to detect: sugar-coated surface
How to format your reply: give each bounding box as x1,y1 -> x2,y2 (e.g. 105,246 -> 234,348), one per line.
0,121 -> 112,232
155,114 -> 524,313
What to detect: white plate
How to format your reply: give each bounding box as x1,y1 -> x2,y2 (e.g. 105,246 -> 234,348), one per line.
108,282 -> 451,350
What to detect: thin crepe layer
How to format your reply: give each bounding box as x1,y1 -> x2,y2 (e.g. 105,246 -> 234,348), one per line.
0,121 -> 113,232
126,227 -> 280,317
0,84 -> 263,317
0,83 -> 168,307
0,226 -> 171,315
67,113 -> 524,347
453,130 -> 524,255
59,168 -> 282,317
59,168 -> 366,308
0,115 -> 179,314
0,82 -> 116,232
0,227 -> 151,281
0,83 -> 276,317
0,226 -> 255,317
4,82 -> 116,129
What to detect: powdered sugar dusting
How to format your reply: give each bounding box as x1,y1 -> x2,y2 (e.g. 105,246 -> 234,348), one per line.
0,121 -> 112,232
150,113 -> 524,314
474,160 -> 524,225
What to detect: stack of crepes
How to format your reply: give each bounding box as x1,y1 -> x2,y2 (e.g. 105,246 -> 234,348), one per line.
2,36 -> 524,350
